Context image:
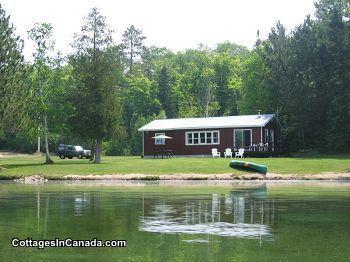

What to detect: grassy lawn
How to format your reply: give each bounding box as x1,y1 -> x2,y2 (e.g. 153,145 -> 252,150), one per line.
0,154 -> 349,179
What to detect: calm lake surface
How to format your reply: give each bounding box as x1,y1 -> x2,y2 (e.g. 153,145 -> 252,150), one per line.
0,180 -> 349,261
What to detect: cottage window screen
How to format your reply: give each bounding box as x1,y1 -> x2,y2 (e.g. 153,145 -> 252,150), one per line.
193,133 -> 199,144
265,129 -> 269,143
234,129 -> 252,148
155,133 -> 165,145
186,131 -> 220,145
270,129 -> 274,142
206,132 -> 212,143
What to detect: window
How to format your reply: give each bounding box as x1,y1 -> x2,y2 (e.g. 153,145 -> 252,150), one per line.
206,132 -> 212,143
200,132 -> 205,143
193,133 -> 199,144
186,131 -> 220,145
213,132 -> 219,144
234,129 -> 252,148
265,129 -> 269,143
155,133 -> 165,145
187,133 -> 193,144
270,129 -> 274,142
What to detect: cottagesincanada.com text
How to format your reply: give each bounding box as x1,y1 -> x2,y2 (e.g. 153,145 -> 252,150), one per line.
11,237 -> 127,249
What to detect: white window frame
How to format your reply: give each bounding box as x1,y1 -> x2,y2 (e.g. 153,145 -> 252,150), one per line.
185,130 -> 220,146
233,129 -> 253,148
154,133 -> 165,145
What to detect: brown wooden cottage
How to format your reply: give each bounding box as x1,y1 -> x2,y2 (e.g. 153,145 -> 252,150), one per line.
138,114 -> 281,157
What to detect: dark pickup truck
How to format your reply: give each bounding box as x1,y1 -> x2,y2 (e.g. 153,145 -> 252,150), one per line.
57,144 -> 91,159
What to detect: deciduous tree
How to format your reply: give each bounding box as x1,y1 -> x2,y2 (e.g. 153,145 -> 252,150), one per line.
28,22 -> 55,164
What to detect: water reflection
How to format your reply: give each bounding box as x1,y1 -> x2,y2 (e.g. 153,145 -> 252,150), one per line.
1,181 -> 348,261
73,193 -> 91,216
140,220 -> 271,238
139,183 -> 275,240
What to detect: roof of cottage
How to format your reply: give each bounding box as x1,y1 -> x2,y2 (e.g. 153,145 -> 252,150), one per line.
138,114 -> 276,132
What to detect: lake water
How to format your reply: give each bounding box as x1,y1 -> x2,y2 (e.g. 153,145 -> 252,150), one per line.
0,181 -> 349,261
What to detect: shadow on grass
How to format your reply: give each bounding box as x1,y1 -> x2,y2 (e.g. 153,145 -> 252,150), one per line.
1,161 -> 97,169
294,153 -> 350,160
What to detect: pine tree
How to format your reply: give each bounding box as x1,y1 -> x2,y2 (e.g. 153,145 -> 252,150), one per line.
70,8 -> 122,163
121,25 -> 146,75
158,67 -> 176,118
0,4 -> 24,136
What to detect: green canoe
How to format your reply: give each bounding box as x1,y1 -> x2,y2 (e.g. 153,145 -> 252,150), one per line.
229,160 -> 268,174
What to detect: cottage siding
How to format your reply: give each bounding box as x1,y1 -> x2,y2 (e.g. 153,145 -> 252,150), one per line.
143,126 -> 275,156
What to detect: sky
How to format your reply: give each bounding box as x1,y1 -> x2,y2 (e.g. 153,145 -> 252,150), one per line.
2,0 -> 316,59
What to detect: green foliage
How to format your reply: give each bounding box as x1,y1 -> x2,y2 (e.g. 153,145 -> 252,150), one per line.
69,8 -> 124,162
158,67 -> 177,118
238,51 -> 270,115
0,4 -> 25,136
123,76 -> 160,117
213,50 -> 244,115
104,112 -> 165,156
216,41 -> 249,57
121,25 -> 146,75
239,0 -> 349,151
1,1 -> 349,155
70,12 -> 120,135
27,22 -> 59,163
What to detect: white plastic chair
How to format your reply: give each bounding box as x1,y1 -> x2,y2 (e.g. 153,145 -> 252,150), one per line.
224,148 -> 232,158
235,148 -> 245,158
211,148 -> 221,158
264,142 -> 269,151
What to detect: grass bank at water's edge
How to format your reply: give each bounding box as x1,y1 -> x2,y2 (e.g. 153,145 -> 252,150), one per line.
0,154 -> 349,179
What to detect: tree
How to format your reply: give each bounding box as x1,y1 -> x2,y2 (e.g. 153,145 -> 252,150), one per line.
121,25 -> 146,75
70,8 -> 123,163
0,4 -> 24,136
141,46 -> 174,79
158,67 -> 176,118
123,76 -> 160,117
216,42 -> 249,57
238,50 -> 270,115
213,52 -> 244,116
28,22 -> 55,164
237,0 -> 349,151
314,0 -> 350,150
175,49 -> 219,117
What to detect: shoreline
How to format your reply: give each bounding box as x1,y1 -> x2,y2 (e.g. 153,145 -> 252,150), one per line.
12,172 -> 350,182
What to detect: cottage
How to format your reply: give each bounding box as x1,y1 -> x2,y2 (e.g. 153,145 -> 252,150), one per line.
138,113 -> 281,157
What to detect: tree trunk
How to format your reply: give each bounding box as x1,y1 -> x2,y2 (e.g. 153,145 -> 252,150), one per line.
37,134 -> 41,154
130,40 -> 133,75
204,85 -> 212,117
89,139 -> 95,161
301,126 -> 305,150
44,115 -> 54,164
94,139 -> 102,164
